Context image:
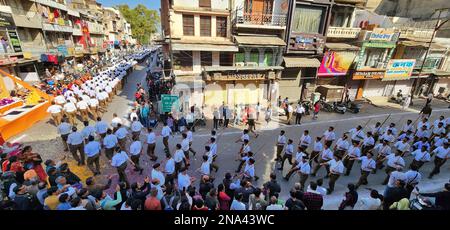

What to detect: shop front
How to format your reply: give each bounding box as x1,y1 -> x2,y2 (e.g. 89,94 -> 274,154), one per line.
352,70 -> 385,99
0,12 -> 23,61
281,56 -> 321,102
202,66 -> 281,109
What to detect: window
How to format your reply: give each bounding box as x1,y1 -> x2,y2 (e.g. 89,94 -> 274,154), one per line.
220,52 -> 233,66
183,15 -> 194,36
200,51 -> 212,66
199,0 -> 211,8
263,50 -> 273,66
250,50 -> 259,64
362,48 -> 388,68
173,51 -> 193,71
292,4 -> 326,34
200,16 -> 211,37
423,57 -> 442,69
235,52 -> 245,64
216,17 -> 227,37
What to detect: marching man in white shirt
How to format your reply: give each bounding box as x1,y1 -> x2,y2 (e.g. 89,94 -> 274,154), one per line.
334,133 -> 350,158
321,155 -> 345,195
278,139 -> 294,170
236,139 -> 251,173
409,145 -> 431,171
311,143 -> 334,177
275,130 -> 287,162
76,99 -> 90,122
130,117 -> 143,140
146,127 -> 157,161
284,156 -> 311,191
352,152 -> 376,189
63,100 -> 77,126
47,101 -> 63,126
343,141 -> 361,176
373,140 -> 392,173
161,122 -> 173,153
322,126 -> 336,147
310,137 -> 323,164
129,136 -> 143,175
361,131 -> 375,155
381,150 -> 406,185
299,130 -> 312,151
428,142 -> 449,179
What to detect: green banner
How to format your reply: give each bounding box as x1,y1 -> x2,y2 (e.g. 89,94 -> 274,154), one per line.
161,94 -> 179,113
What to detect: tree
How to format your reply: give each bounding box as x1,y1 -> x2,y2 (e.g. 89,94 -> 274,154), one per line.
117,4 -> 160,45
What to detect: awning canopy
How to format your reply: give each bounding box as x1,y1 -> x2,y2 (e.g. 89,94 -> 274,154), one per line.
283,57 -> 321,68
325,43 -> 360,51
172,43 -> 238,52
399,40 -> 447,50
203,66 -> 283,72
234,35 -> 286,46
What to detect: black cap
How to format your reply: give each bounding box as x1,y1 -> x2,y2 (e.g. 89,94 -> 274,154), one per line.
153,163 -> 161,169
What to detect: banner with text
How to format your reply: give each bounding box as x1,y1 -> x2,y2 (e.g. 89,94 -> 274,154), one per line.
318,51 -> 356,77
384,59 -> 416,81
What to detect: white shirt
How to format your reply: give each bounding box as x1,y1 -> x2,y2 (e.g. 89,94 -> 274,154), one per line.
209,142 -> 217,156
432,126 -> 445,135
354,197 -> 381,210
323,130 -> 336,141
295,151 -> 306,163
380,133 -> 395,143
299,134 -> 311,147
432,146 -> 449,159
363,136 -> 375,146
161,126 -> 171,137
63,102 -> 77,113
103,134 -> 118,149
67,96 -> 77,104
285,144 -> 294,155
54,95 -> 66,104
277,135 -> 287,146
405,170 -> 421,185
374,144 -> 391,156
401,123 -> 414,132
181,138 -> 190,151
336,138 -> 350,151
348,128 -> 364,141
386,154 -> 405,168
130,112 -> 138,122
200,162 -> 211,175
115,127 -> 128,139
186,131 -> 193,142
81,126 -> 96,139
131,121 -> 143,132
174,149 -> 185,163
111,151 -> 129,167
146,132 -> 156,144
47,105 -> 62,114
313,141 -> 323,152
295,105 -> 305,114
89,98 -> 99,107
111,117 -> 122,128
394,141 -> 410,153
241,133 -> 250,142
76,101 -> 89,110
129,141 -> 142,155
417,121 -> 430,130
177,173 -> 191,191
411,149 -> 430,162
95,121 -> 108,134
320,148 -> 334,161
347,145 -> 361,158
58,123 -> 72,135
328,159 -> 344,174
434,119 -> 446,128
151,169 -> 165,185
296,161 -> 311,174
244,164 -> 255,177
387,171 -> 406,188
67,132 -> 84,145
165,158 -> 175,174
242,144 -> 251,154
230,200 -> 246,210
358,156 -> 376,172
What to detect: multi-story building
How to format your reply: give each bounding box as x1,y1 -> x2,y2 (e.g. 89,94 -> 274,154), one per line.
282,0 -> 333,102
318,0 -> 364,101
103,7 -> 121,49
160,0 -> 238,110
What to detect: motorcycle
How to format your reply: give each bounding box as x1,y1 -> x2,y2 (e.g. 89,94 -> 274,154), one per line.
320,100 -> 334,113
345,101 -> 362,114
333,102 -> 347,114
409,188 -> 436,210
301,101 -> 311,115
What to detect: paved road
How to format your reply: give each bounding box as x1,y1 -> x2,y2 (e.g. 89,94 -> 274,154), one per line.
12,57 -> 450,210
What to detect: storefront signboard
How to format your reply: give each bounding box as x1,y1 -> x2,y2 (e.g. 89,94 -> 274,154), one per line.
161,94 -> 179,113
7,31 -> 22,53
352,70 -> 385,80
384,59 -> 415,80
318,51 -> 357,76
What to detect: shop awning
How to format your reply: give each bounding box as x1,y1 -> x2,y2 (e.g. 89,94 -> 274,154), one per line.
399,41 -> 447,50
433,70 -> 450,77
325,43 -> 360,51
234,36 -> 286,46
283,57 -> 321,68
172,43 -> 238,52
203,66 -> 283,72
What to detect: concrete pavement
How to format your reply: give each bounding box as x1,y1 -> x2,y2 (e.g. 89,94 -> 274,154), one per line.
11,58 -> 450,210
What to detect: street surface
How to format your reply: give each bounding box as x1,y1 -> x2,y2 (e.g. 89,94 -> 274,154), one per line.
11,58 -> 450,210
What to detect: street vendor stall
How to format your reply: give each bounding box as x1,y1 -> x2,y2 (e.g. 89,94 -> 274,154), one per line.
0,69 -> 52,140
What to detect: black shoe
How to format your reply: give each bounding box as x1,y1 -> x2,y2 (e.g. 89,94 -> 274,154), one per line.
311,173 -> 316,177
277,167 -> 283,170
235,170 -> 240,173
324,175 -> 329,179
215,168 -> 219,173
344,173 -> 350,176
428,175 -> 433,179
254,176 -> 259,181
283,177 -> 289,181
326,189 -> 333,195
133,168 -> 140,172
139,169 -> 144,175
77,161 -> 81,166
381,182 -> 387,185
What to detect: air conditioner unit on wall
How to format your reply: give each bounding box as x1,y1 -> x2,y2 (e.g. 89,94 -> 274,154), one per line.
235,62 -> 245,67
246,62 -> 258,67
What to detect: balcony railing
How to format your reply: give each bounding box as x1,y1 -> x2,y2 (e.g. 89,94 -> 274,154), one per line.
398,27 -> 434,40
327,26 -> 361,38
234,11 -> 287,27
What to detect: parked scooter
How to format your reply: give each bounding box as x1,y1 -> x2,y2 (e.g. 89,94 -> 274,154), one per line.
333,102 -> 347,114
302,101 -> 311,115
320,100 -> 334,113
345,101 -> 362,114
388,90 -> 406,104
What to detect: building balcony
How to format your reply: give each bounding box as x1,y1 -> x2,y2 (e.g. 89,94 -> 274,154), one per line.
72,26 -> 82,36
10,10 -> 43,29
399,27 -> 434,40
42,21 -> 73,33
327,27 -> 361,38
233,10 -> 287,30
31,0 -> 67,12
88,22 -> 104,35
